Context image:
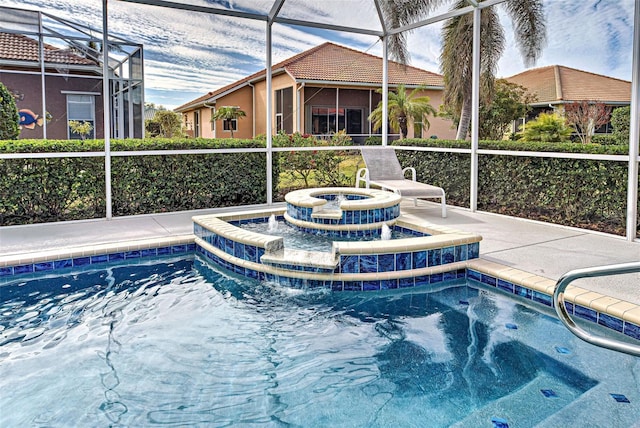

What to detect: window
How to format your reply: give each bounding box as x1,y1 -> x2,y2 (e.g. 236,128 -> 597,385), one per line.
310,106 -> 362,135
275,87 -> 293,133
66,94 -> 95,139
223,119 -> 237,131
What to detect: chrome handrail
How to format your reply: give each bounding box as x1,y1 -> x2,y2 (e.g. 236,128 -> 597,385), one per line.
553,261 -> 640,357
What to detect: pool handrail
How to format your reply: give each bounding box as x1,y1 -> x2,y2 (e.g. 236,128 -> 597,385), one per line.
553,261 -> 640,357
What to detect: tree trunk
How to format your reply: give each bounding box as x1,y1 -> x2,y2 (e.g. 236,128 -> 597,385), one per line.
456,97 -> 472,140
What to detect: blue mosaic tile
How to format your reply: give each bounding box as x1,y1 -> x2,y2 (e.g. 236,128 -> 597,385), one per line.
564,301 -> 574,313
331,281 -> 344,291
170,244 -> 184,254
428,249 -> 441,267
574,304 -> 597,322
468,242 -> 480,259
344,281 -> 363,291
514,285 -> 532,299
480,274 -> 497,287
532,291 -> 552,307
14,264 -> 34,274
415,275 -> 430,287
245,245 -> 257,262
378,254 -> 395,272
157,246 -> 171,255
457,269 -> 466,278
455,244 -> 468,262
399,278 -> 414,288
141,248 -> 156,257
623,321 -> 640,341
430,273 -> 443,284
443,271 -> 457,281
468,269 -> 482,282
610,393 -> 630,403
341,255 -> 359,274
224,239 -> 234,255
91,254 -> 108,263
412,251 -> 427,269
125,250 -> 141,259
497,279 -> 514,293
233,242 -> 245,259
186,244 -> 196,252
380,279 -> 397,290
34,261 -> 54,272
359,255 -> 377,273
363,280 -> 380,291
73,256 -> 91,266
109,252 -> 125,262
442,246 -> 455,264
598,313 -> 624,332
0,267 -> 13,276
396,253 -> 411,271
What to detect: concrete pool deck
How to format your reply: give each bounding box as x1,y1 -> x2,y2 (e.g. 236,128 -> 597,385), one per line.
1,201 -> 638,305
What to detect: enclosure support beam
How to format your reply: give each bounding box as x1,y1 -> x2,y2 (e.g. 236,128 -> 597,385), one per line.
627,0 -> 640,241
265,20 -> 273,205
381,35 -> 389,146
102,0 -> 112,219
469,6 -> 481,212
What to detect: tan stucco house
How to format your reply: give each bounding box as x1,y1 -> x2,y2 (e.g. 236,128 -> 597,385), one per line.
506,65 -> 632,134
175,42 -> 456,143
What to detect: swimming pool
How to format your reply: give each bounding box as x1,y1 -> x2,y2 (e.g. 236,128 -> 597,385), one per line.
1,256 -> 638,427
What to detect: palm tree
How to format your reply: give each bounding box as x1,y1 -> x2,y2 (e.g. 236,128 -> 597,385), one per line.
381,0 -> 546,140
212,106 -> 246,138
369,84 -> 437,139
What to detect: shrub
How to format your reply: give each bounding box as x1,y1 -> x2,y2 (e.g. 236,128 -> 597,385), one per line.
0,82 -> 20,140
610,106 -> 631,145
521,112 -> 573,142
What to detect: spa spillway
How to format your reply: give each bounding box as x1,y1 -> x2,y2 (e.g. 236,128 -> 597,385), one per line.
193,187 -> 482,291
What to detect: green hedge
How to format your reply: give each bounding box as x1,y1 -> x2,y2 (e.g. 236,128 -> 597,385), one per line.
394,139 -> 638,236
0,138 -> 279,225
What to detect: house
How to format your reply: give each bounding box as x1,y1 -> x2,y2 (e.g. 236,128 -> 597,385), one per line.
0,6 -> 144,140
506,65 -> 631,134
175,42 -> 456,142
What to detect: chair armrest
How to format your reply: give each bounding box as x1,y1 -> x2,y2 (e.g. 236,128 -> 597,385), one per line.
355,167 -> 370,188
402,167 -> 417,181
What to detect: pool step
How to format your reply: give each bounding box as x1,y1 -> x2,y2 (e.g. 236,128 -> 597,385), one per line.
260,248 -> 338,271
449,373 -> 581,428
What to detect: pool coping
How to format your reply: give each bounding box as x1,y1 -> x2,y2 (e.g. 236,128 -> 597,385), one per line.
1,230 -> 639,341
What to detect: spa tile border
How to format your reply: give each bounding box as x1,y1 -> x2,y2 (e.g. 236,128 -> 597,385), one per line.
467,259 -> 640,342
0,235 -> 196,278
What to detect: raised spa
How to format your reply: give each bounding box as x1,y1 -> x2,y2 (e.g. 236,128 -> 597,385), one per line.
193,187 -> 482,290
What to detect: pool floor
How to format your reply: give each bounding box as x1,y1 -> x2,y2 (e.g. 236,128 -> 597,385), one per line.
0,257 -> 638,427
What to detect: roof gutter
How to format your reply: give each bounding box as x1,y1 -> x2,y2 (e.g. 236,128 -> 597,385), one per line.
295,79 -> 444,90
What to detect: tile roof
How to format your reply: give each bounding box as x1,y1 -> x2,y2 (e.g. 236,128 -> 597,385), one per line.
0,32 -> 97,66
175,42 -> 444,111
506,65 -> 631,104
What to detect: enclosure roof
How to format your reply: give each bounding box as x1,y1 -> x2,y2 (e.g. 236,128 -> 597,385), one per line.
506,65 -> 632,105
175,42 -> 444,111
0,32 -> 97,65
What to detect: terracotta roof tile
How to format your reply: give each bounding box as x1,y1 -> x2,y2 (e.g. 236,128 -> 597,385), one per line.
506,65 -> 631,104
176,42 -> 443,111
0,32 -> 96,66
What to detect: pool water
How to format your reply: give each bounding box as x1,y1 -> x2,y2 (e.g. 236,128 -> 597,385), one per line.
1,257 -> 638,427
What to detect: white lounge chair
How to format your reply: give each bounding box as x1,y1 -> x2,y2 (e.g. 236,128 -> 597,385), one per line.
355,147 -> 447,217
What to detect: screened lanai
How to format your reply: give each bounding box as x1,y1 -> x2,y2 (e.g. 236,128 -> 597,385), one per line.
102,0 -> 639,240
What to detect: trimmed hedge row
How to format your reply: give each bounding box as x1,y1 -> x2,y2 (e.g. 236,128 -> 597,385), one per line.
394,139 -> 639,236
0,138 -> 279,225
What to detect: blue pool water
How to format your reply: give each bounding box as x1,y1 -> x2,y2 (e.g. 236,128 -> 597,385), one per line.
1,256 -> 638,427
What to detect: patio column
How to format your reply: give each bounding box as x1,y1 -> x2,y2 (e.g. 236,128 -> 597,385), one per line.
102,0 -> 112,219
469,6 -> 480,212
627,0 -> 640,241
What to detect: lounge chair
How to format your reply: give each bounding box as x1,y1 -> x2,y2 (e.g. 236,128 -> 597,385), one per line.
355,147 -> 447,217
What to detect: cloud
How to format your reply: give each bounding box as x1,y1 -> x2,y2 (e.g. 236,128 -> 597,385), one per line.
3,0 -> 635,110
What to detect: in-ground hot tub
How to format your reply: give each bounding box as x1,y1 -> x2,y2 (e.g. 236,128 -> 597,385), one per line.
193,187 -> 482,291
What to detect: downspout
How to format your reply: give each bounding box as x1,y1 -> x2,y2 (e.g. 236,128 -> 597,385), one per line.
248,82 -> 256,137
336,87 -> 339,133
296,82 -> 305,133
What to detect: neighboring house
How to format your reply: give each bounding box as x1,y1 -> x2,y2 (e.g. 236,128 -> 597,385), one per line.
0,6 -> 144,140
175,42 -> 456,142
506,65 -> 631,134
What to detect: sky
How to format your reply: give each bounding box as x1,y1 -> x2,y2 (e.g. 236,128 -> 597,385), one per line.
2,0 -> 636,110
